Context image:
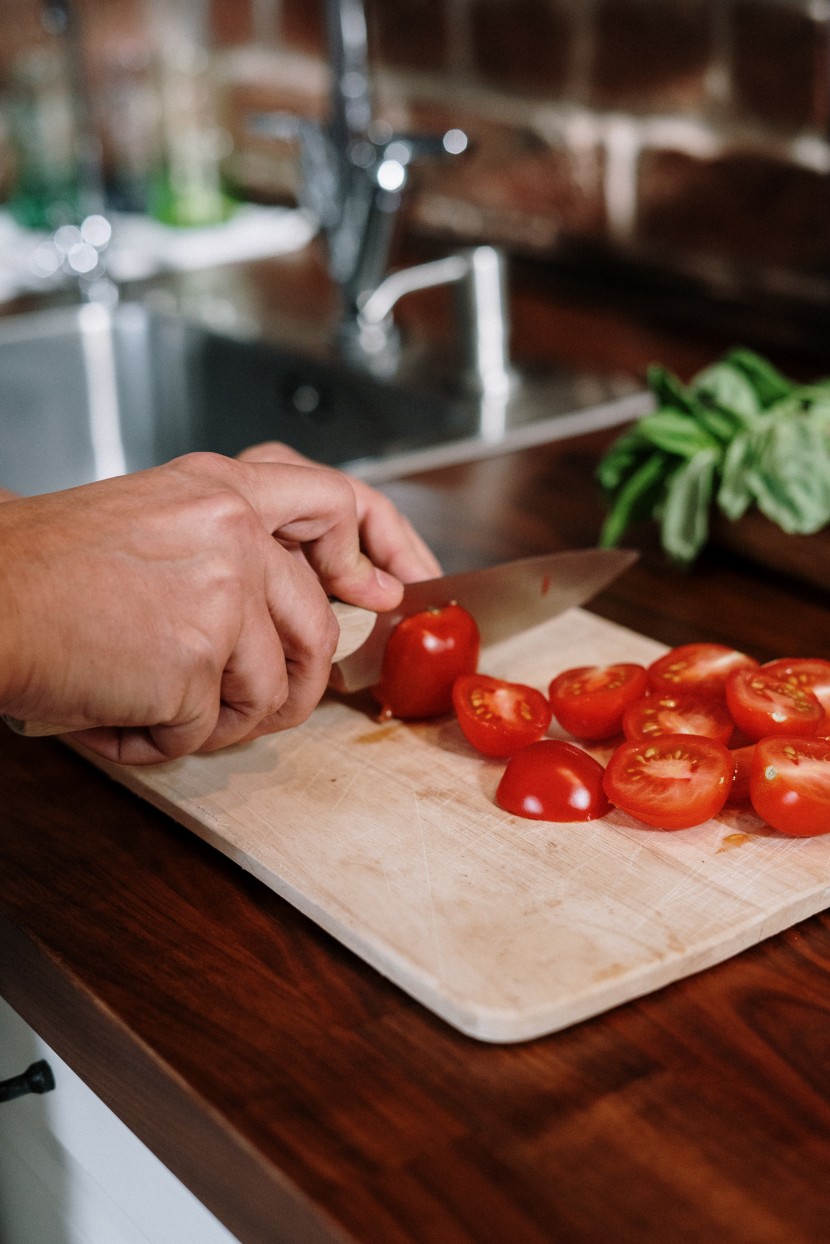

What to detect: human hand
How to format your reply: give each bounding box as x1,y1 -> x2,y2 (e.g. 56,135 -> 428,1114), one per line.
0,452 -> 408,765
236,442 -> 442,582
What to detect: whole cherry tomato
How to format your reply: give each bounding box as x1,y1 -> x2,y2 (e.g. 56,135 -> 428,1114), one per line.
453,674 -> 552,758
647,643 -> 758,697
622,692 -> 734,745
725,667 -> 823,741
374,602 -> 480,720
603,734 -> 733,830
750,737 -> 830,836
548,663 -> 648,741
496,739 -> 610,822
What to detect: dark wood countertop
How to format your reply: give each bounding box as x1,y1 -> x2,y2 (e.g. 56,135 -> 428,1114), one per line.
2,267 -> 830,1244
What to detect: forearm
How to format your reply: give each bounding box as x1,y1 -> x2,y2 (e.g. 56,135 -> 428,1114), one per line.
0,499 -> 33,713
0,487 -> 19,503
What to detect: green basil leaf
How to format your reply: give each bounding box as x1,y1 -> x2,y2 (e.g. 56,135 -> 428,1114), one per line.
690,360 -> 762,420
746,417 -> 830,533
724,348 -> 794,407
595,427 -> 654,491
660,448 -> 719,564
716,430 -> 756,521
599,452 -> 669,548
768,388 -> 830,424
646,364 -> 697,414
693,402 -> 745,443
633,410 -> 719,458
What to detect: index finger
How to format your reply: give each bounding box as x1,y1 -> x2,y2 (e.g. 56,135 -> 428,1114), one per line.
174,454 -> 404,613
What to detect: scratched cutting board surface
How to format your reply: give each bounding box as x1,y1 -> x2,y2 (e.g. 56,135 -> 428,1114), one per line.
85,608 -> 830,1043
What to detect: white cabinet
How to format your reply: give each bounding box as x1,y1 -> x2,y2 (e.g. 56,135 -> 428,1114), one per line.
0,995 -> 239,1244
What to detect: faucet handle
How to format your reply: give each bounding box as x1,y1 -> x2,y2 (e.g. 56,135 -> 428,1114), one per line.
383,129 -> 468,161
372,128 -> 468,186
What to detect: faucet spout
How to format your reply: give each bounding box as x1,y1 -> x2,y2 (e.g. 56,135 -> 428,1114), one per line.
320,0 -> 405,319
356,246 -> 514,397
325,0 -> 373,151
253,0 -> 502,382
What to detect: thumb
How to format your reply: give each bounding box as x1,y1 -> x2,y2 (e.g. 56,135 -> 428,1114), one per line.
319,552 -> 404,613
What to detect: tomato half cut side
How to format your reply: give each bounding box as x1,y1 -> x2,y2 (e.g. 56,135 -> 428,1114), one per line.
603,734 -> 733,830
453,674 -> 552,758
548,663 -> 648,741
622,692 -> 734,745
647,643 -> 758,697
761,658 -> 830,736
725,668 -> 823,742
374,602 -> 480,720
750,737 -> 830,836
496,740 -> 610,822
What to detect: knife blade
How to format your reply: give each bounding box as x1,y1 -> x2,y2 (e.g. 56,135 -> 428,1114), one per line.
3,546 -> 637,737
329,545 -> 638,693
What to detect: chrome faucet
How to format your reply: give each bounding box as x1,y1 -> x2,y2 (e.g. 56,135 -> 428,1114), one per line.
254,0 -> 513,394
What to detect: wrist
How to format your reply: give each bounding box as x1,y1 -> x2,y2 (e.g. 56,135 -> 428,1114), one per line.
0,499 -> 37,713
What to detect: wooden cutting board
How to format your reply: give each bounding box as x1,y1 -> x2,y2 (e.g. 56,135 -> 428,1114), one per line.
83,608 -> 830,1044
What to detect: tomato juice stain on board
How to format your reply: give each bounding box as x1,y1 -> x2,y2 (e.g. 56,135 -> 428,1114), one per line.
355,723 -> 407,745
716,832 -> 754,853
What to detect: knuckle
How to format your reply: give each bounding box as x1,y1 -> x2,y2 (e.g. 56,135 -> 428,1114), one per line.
168,450 -> 231,478
313,599 -> 341,662
176,624 -> 224,688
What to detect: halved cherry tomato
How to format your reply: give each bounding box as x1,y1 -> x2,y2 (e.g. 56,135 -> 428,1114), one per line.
725,667 -> 823,741
603,734 -> 733,830
750,737 -> 830,836
727,744 -> 755,805
453,674 -> 552,758
374,602 -> 480,720
647,643 -> 758,697
622,692 -> 734,745
496,740 -> 610,822
548,663 -> 648,741
761,658 -> 830,736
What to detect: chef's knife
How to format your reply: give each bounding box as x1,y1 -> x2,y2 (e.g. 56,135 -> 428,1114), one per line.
4,546 -> 637,736
329,545 -> 638,693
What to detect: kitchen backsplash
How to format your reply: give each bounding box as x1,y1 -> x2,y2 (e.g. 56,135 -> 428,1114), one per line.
3,0 -> 830,315
219,0 -> 830,306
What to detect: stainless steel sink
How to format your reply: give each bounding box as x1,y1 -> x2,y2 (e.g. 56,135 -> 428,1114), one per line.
0,300 -> 650,496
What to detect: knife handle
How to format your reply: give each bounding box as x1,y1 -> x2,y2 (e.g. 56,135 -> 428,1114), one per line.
2,601 -> 379,740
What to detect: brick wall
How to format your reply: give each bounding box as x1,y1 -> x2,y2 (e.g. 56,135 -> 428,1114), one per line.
215,0 -> 830,308
3,0 -> 830,311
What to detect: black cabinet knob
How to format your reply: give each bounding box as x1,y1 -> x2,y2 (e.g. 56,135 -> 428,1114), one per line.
0,1059 -> 56,1103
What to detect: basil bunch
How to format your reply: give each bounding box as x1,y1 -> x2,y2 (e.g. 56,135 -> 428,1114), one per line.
597,348 -> 830,564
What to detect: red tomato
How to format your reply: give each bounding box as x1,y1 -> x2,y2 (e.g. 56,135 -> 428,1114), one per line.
622,692 -> 734,745
725,668 -> 823,741
761,658 -> 830,736
727,744 -> 755,805
548,663 -> 648,741
496,740 -> 610,822
374,602 -> 480,720
647,643 -> 758,697
750,737 -> 830,837
603,734 -> 733,830
453,674 -> 552,758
